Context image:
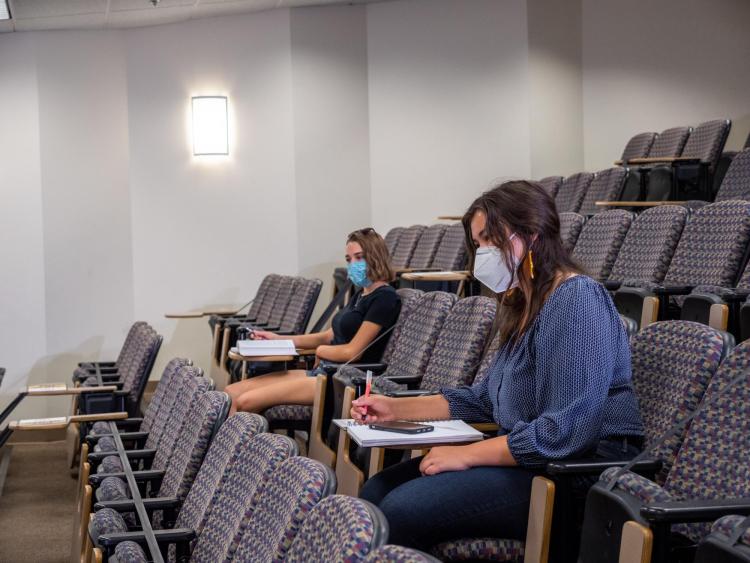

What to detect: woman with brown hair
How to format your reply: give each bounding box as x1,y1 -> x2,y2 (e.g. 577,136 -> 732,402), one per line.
352,181 -> 643,550
226,228 -> 401,415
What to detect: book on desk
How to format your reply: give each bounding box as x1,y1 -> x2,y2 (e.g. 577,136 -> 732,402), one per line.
235,339 -> 297,357
333,419 -> 484,447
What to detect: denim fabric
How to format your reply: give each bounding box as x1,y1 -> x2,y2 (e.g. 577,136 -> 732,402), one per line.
360,438 -> 640,551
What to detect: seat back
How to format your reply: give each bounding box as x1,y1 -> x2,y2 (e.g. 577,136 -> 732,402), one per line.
112,321 -> 149,366
283,496 -> 388,561
245,274 -> 279,320
662,200 -> 750,288
579,167 -> 629,215
471,331 -> 502,386
186,433 -> 298,562
120,327 -> 163,413
559,212 -> 586,253
715,148 -> 750,202
381,288 -> 424,364
391,225 -> 426,269
538,176 -> 564,199
228,457 -> 337,561
173,412 -> 267,541
409,224 -> 447,270
139,357 -> 192,434
681,119 -> 732,172
630,321 -> 728,482
383,226 -> 404,256
649,126 -> 691,158
252,274 -> 284,325
661,339 -> 750,542
621,132 -> 657,161
572,210 -> 633,280
143,365 -> 203,451
278,277 -> 323,334
156,391 -> 230,506
695,515 -> 750,563
555,172 -> 594,213
151,369 -> 210,471
608,205 -> 688,286
383,291 -> 457,379
419,296 -> 497,391
265,276 -> 297,329
431,223 -> 467,271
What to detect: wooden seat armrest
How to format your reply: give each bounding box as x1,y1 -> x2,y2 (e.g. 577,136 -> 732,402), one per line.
401,270 -> 470,282
296,348 -> 318,356
164,311 -> 204,319
625,156 -> 678,165
437,215 -> 462,221
26,383 -> 118,396
470,422 -> 499,433
10,412 -> 127,430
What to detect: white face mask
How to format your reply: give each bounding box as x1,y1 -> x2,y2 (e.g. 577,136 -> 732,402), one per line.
473,235 -> 521,293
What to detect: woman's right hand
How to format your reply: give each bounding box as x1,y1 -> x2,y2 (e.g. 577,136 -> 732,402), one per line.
251,330 -> 277,340
351,395 -> 396,424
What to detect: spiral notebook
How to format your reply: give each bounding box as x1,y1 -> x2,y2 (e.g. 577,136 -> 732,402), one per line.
333,419 -> 484,447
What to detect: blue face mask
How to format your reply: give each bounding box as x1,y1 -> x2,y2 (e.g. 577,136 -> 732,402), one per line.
347,260 -> 372,288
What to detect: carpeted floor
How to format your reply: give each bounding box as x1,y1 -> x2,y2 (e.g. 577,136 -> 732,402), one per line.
0,441 -> 76,562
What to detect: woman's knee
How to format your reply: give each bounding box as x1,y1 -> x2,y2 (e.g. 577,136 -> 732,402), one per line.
235,391 -> 260,413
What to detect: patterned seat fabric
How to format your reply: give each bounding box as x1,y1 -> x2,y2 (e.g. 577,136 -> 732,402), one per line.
391,225 -> 427,269
432,223 -> 468,271
709,514 -> 750,546
283,495 -> 385,561
94,436 -> 117,453
89,357 -> 191,436
172,413 -> 267,542
608,205 -> 687,286
377,296 -> 496,394
366,545 -> 442,562
245,274 -> 278,320
537,176 -> 563,199
88,507 -> 128,545
95,367 -> 209,474
715,148 -> 750,202
261,276 -> 298,330
112,541 -> 148,563
555,172 -> 595,213
572,210 -> 633,281
249,274 -> 285,326
625,201 -> 750,299
629,321 -> 726,482
185,433 -> 298,562
277,277 -> 322,334
559,212 -> 586,253
579,167 -> 629,215
381,288 -> 425,364
601,338 -> 750,543
648,126 -> 691,159
77,321 -> 147,375
680,119 -> 731,172
384,227 -> 404,256
263,404 -> 313,424
96,475 -> 131,503
431,538 -> 525,562
621,132 -> 657,162
409,224 -> 447,270
471,331 -> 501,387
229,457 -> 335,561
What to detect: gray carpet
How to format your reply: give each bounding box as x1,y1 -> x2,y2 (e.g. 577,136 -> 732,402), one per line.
0,441 -> 76,562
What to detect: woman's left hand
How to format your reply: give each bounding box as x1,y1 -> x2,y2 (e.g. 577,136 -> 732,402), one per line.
419,446 -> 473,476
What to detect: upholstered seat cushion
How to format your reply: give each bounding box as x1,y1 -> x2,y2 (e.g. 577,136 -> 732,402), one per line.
430,537 -> 525,561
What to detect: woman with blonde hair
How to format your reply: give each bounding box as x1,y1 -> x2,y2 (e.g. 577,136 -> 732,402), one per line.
226,227 -> 401,414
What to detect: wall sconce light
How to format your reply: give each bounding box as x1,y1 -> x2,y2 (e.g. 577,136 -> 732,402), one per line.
192,96 -> 228,156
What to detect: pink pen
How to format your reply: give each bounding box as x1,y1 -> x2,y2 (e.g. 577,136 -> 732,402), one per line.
363,370 -> 372,419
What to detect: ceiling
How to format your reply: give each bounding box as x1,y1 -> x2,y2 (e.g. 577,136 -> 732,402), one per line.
0,0 -> 388,33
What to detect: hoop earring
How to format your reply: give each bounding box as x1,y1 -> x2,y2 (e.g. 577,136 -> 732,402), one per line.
528,250 -> 535,280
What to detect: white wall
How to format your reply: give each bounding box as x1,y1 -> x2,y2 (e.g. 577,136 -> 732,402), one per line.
290,5 -> 371,321
367,0 -> 531,230
582,0 -> 750,171
125,10 -> 298,376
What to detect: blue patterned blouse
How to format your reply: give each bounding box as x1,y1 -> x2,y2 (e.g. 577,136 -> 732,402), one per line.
442,275 -> 643,467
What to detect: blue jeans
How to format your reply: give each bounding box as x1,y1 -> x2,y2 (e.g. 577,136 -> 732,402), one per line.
360,438 -> 641,551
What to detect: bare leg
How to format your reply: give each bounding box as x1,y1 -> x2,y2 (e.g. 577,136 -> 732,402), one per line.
234,373 -> 316,414
226,369 -> 308,413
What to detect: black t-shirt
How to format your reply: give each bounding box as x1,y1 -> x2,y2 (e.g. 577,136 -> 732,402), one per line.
331,285 -> 401,363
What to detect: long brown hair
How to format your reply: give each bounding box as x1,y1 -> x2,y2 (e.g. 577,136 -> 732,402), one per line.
462,180 -> 582,344
347,228 -> 396,283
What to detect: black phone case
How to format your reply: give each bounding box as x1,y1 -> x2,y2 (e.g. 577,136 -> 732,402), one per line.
368,424 -> 434,434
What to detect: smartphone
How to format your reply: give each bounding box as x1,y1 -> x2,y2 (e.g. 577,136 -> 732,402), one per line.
368,421 -> 434,434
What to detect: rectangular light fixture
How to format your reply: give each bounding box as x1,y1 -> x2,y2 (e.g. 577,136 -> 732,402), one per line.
0,0 -> 10,20
192,96 -> 228,156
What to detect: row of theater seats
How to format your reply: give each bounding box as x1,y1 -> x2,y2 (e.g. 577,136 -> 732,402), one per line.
64,305 -> 750,562
540,137 -> 750,216
72,359 -> 438,562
